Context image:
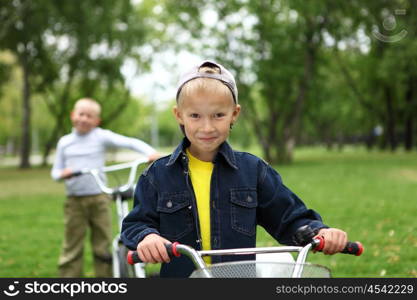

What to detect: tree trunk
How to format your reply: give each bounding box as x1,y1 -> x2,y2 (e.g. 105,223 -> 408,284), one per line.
41,66 -> 76,166
19,52 -> 31,169
41,92 -> 70,166
275,29 -> 316,164
405,116 -> 413,151
404,77 -> 415,151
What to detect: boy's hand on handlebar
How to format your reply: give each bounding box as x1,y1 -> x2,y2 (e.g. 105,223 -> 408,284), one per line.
317,228 -> 348,255
137,233 -> 171,263
60,168 -> 74,179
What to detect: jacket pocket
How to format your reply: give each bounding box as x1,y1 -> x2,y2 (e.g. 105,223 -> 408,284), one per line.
157,191 -> 194,241
230,188 -> 258,236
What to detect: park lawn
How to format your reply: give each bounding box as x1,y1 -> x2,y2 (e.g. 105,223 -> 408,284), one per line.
0,147 -> 416,277
257,147 -> 417,278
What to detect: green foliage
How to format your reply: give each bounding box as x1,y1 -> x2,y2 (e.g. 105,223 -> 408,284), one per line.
1,0 -> 417,164
0,0 -> 164,162
161,0 -> 417,162
156,100 -> 183,147
0,62 -> 11,99
302,48 -> 372,146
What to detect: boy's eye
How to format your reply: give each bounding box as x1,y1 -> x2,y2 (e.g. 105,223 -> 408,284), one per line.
214,113 -> 225,118
190,113 -> 199,118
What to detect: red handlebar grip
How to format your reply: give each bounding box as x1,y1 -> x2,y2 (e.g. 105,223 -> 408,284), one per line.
356,242 -> 364,256
314,237 -> 364,256
355,242 -> 364,256
341,241 -> 364,256
171,242 -> 181,257
313,235 -> 325,251
127,250 -> 139,265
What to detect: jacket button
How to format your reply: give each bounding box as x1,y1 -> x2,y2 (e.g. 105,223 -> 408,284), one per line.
247,196 -> 253,202
188,205 -> 192,210
166,201 -> 173,208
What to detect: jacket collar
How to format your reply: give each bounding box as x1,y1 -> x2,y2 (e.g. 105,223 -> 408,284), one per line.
166,137 -> 238,169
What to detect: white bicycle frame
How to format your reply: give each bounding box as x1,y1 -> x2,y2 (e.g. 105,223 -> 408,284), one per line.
80,157 -> 149,278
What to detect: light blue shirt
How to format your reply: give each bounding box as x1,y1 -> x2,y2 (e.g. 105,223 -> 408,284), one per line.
51,127 -> 156,196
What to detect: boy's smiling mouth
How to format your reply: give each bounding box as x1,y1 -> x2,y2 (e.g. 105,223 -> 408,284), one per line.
199,136 -> 217,142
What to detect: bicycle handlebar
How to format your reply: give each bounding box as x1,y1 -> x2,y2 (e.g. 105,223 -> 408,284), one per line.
70,171 -> 83,177
67,157 -> 149,195
127,236 -> 363,266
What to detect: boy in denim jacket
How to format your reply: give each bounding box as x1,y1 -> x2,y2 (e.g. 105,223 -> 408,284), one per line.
121,61 -> 348,277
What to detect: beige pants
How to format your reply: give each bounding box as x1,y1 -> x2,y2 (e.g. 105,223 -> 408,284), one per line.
58,194 -> 112,277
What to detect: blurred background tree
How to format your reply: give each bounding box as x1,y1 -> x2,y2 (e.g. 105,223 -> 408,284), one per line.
162,0 -> 416,164
0,0 -> 163,167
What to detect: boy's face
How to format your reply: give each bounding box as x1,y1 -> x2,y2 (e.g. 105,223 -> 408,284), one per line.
70,102 -> 100,134
173,88 -> 240,162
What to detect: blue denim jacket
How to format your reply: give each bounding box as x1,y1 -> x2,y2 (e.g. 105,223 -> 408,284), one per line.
121,138 -> 327,277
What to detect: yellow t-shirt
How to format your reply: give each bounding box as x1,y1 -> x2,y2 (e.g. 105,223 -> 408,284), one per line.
187,149 -> 213,264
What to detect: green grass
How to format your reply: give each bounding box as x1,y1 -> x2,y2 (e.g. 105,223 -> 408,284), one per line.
257,147 -> 417,278
0,147 -> 416,277
0,165 -> 147,277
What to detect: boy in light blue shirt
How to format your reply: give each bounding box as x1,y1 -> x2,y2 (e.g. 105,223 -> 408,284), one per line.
52,98 -> 159,277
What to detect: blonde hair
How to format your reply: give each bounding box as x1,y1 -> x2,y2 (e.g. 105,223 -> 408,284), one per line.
74,98 -> 101,116
177,66 -> 234,104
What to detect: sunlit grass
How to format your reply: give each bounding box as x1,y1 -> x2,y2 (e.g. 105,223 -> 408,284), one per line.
256,147 -> 417,278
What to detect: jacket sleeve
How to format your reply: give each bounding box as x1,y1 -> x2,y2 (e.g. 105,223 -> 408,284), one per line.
121,172 -> 160,250
256,161 -> 328,245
